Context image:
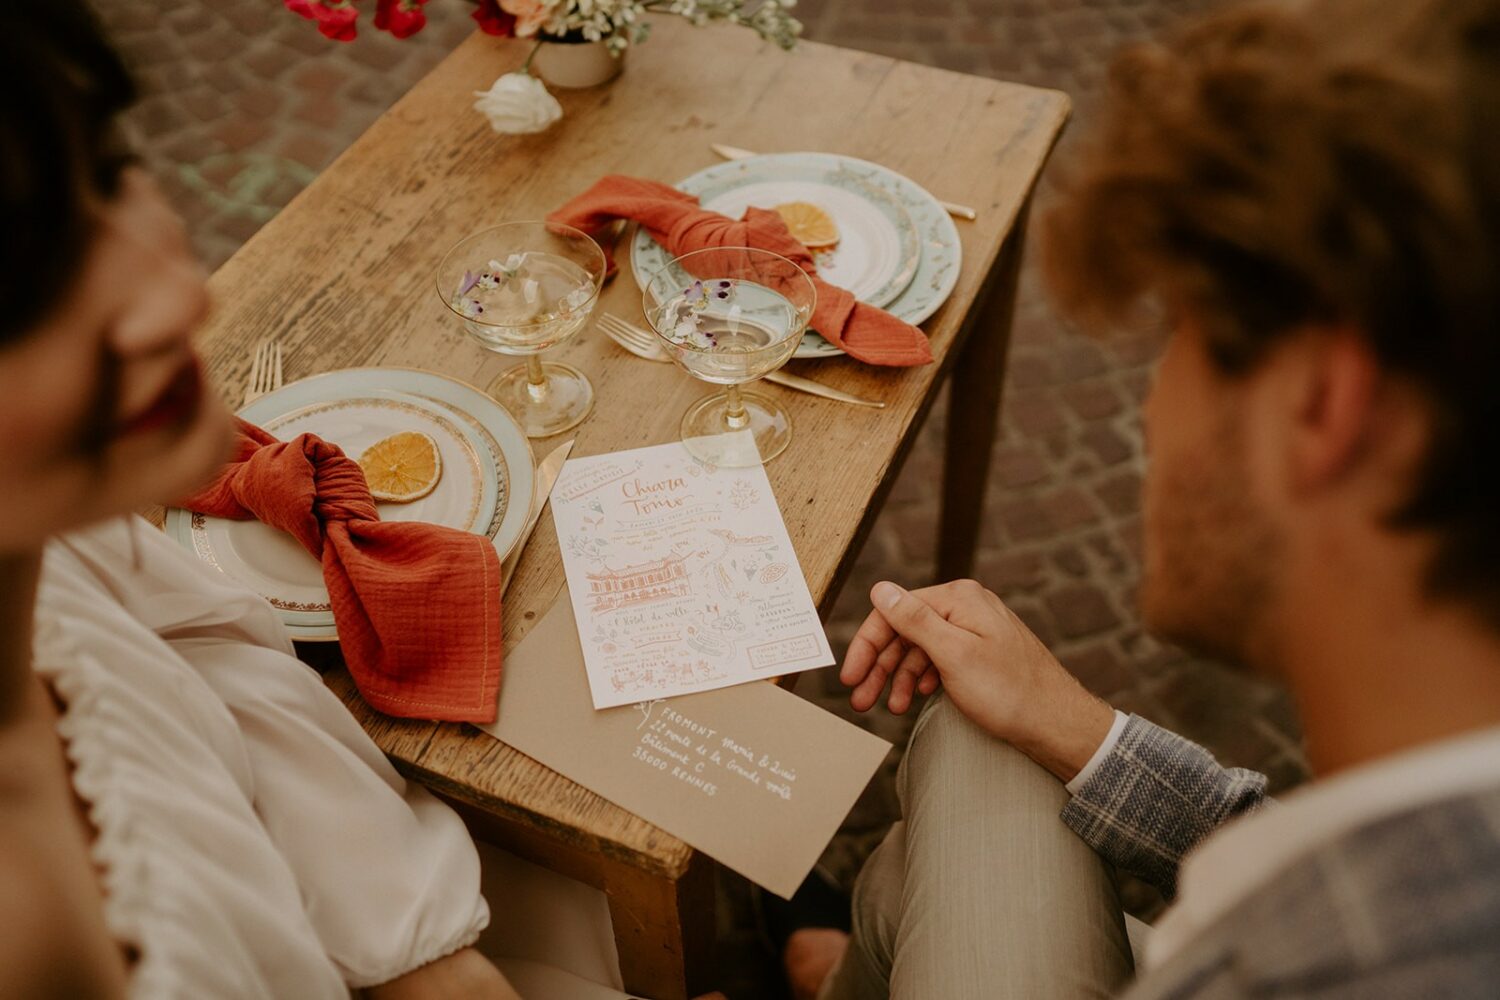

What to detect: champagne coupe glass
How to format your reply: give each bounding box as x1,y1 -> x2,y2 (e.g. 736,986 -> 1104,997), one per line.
436,221 -> 607,438
641,247 -> 817,467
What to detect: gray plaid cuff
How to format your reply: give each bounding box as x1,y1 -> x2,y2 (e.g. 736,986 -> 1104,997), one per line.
1059,714 -> 1268,899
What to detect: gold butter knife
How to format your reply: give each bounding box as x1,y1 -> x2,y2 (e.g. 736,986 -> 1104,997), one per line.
500,438 -> 574,596
767,369 -> 885,408
709,143 -> 978,221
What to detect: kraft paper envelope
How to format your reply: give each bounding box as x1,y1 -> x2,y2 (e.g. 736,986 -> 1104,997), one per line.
479,595 -> 892,899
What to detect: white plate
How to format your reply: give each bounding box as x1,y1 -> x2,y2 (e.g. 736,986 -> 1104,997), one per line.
166,368 -> 534,642
700,178 -> 918,307
631,152 -> 963,358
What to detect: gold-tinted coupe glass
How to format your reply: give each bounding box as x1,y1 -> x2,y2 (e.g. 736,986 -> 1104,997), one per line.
641,247 -> 817,467
437,221 -> 607,438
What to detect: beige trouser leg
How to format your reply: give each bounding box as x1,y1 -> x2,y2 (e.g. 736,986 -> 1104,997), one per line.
819,694 -> 1134,1000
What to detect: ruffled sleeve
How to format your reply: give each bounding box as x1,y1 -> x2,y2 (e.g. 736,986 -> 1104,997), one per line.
43,518 -> 490,991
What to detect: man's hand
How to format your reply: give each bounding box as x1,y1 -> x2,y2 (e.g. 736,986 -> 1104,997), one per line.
840,579 -> 1117,783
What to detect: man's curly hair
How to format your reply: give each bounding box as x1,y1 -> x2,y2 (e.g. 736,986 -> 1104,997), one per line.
1045,0 -> 1500,625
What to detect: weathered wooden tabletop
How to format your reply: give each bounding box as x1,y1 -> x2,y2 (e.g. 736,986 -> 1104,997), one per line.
193,18 -> 1068,886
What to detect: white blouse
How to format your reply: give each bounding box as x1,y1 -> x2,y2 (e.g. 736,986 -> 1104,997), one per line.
33,518 -> 490,998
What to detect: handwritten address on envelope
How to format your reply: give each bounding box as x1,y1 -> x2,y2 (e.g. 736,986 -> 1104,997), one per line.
481,597 -> 892,899
632,698 -> 799,801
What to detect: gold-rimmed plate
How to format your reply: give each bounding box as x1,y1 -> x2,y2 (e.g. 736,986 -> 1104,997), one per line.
165,368 -> 534,641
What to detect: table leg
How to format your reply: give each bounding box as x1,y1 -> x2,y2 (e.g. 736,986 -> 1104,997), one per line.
438,792 -> 716,1000
938,204 -> 1030,582
604,851 -> 716,999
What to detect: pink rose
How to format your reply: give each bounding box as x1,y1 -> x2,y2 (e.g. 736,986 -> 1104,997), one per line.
498,0 -> 552,38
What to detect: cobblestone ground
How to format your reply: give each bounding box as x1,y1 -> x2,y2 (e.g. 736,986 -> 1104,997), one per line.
96,0 -> 1308,995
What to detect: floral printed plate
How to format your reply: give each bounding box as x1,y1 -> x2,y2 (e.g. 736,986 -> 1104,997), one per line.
630,152 -> 962,358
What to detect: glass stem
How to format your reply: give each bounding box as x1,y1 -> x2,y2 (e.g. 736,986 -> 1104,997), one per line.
723,384 -> 749,430
525,354 -> 549,404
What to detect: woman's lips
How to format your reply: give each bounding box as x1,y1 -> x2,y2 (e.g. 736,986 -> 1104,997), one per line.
116,358 -> 203,439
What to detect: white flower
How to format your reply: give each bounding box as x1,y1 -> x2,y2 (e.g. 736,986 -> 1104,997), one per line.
489,253 -> 529,277
561,284 -> 593,312
473,72 -> 563,135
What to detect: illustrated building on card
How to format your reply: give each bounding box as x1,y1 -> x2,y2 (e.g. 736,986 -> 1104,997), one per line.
586,553 -> 692,612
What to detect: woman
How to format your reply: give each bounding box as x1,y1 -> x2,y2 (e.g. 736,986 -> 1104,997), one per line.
0,5 -> 520,997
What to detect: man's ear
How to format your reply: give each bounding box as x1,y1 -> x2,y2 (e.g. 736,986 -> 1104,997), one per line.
1288,328 -> 1380,495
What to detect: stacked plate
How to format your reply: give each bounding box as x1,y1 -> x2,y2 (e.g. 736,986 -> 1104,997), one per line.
629,152 -> 963,358
165,368 -> 534,642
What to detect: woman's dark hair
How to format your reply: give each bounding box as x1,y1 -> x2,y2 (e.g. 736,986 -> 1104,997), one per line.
1,1 -> 136,343
1046,0 -> 1500,627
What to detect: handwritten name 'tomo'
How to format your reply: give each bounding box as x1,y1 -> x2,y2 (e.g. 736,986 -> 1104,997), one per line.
621,475 -> 692,515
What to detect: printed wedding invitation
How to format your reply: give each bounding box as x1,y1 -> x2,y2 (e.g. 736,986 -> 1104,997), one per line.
551,436 -> 835,709
481,596 -> 892,898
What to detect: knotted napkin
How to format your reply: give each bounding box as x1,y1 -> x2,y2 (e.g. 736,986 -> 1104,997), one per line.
549,175 -> 934,367
180,419 -> 503,724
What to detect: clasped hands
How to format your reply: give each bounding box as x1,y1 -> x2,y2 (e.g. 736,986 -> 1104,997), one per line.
840,579 -> 1117,784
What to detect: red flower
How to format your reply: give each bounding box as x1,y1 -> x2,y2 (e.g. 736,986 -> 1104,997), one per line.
375,0 -> 428,38
283,0 -> 360,41
472,0 -> 517,36
312,1 -> 360,41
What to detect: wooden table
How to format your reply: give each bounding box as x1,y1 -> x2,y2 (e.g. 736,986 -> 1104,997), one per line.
195,21 -> 1066,999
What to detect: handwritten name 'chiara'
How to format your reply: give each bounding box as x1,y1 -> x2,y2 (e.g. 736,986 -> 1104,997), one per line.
621,476 -> 691,515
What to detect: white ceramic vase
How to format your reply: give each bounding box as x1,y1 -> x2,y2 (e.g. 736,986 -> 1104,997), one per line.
532,37 -> 624,89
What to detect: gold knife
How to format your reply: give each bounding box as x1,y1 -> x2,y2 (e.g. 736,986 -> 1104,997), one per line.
500,438 -> 574,595
766,369 -> 885,408
709,143 -> 978,221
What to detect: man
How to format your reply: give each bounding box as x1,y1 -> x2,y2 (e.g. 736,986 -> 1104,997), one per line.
791,0 -> 1500,996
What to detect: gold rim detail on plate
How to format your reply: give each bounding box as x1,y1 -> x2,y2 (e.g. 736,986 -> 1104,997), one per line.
246,366 -> 538,564
192,395 -> 489,613
413,392 -> 510,540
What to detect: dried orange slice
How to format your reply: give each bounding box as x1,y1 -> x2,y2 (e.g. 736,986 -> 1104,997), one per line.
358,431 -> 442,503
774,201 -> 840,248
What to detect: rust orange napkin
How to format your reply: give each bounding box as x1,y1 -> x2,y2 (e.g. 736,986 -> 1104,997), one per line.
180,419 -> 503,724
549,175 -> 934,367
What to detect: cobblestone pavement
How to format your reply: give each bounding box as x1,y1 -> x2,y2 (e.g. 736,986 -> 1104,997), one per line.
96,0 -> 1307,995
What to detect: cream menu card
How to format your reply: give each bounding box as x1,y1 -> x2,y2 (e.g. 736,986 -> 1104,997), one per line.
550,436 -> 836,709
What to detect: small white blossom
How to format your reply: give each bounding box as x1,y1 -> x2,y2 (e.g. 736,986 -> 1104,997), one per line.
560,285 -> 594,312
490,253 -> 530,276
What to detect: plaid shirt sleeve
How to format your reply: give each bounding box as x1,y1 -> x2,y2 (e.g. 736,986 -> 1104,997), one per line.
1059,714 -> 1268,900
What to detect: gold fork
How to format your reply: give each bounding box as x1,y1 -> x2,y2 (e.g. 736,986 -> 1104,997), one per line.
596,313 -> 886,410
244,338 -> 284,406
